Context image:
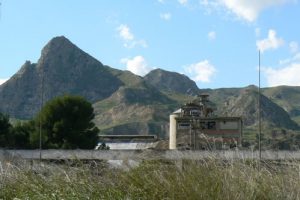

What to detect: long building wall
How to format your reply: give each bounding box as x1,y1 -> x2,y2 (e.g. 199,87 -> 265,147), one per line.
2,150 -> 300,160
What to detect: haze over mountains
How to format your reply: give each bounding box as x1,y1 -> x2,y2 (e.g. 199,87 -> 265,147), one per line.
1,36 -> 300,137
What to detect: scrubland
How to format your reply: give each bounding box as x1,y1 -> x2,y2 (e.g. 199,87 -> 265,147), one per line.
1,158 -> 300,199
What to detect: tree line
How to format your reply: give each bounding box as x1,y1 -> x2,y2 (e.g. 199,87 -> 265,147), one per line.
0,95 -> 99,149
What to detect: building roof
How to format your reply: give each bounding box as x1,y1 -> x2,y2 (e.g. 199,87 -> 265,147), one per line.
172,108 -> 182,114
96,142 -> 157,150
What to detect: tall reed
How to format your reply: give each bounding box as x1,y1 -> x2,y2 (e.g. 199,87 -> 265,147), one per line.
1,158 -> 300,199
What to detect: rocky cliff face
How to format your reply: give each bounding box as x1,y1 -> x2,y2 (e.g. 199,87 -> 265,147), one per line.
38,36 -> 124,102
0,36 -> 125,119
0,61 -> 40,118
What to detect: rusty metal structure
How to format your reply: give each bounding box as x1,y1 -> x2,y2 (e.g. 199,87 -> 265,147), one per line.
169,94 -> 243,150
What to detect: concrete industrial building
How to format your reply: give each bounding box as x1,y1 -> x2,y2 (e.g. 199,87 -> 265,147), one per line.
169,94 -> 243,150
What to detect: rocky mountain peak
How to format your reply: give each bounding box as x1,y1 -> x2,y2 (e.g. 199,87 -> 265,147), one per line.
38,36 -> 101,71
41,36 -> 74,55
0,36 -> 124,119
144,68 -> 199,95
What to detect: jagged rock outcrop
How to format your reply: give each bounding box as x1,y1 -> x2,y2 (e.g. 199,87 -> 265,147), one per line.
0,61 -> 40,118
144,68 -> 199,95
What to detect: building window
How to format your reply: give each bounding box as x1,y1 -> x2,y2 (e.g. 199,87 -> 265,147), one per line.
207,121 -> 216,130
190,109 -> 200,116
200,122 -> 207,129
178,123 -> 191,129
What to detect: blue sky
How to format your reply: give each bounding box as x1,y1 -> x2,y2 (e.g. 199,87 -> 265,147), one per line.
1,0 -> 300,88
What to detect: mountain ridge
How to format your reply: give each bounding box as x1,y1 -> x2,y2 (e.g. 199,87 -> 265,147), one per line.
1,36 -> 300,137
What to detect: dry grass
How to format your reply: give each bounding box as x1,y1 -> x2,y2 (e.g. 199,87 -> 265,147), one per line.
1,158 -> 300,199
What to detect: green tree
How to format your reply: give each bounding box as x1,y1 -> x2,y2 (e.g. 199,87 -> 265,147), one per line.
12,121 -> 35,149
0,113 -> 13,148
32,95 -> 99,149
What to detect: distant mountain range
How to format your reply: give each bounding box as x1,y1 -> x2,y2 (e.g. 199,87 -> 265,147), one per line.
1,36 -> 300,138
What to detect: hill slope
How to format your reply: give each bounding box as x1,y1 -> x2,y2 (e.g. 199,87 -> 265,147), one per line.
93,81 -> 176,137
221,87 -> 299,130
263,86 -> 300,117
144,68 -> 199,95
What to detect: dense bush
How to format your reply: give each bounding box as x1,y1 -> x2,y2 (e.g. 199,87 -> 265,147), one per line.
31,95 -> 99,149
0,113 -> 13,147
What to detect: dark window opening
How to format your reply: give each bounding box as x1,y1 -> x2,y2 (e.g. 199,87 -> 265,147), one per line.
207,121 -> 216,130
178,123 -> 191,129
200,122 -> 207,129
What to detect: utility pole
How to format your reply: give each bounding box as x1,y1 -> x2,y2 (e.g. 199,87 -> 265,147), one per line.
258,50 -> 262,161
39,68 -> 44,162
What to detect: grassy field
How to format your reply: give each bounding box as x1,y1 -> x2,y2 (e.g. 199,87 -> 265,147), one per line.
1,158 -> 300,199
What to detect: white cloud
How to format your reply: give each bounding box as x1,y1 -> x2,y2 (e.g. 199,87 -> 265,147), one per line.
178,0 -> 188,5
117,24 -> 148,49
120,56 -> 154,76
117,24 -> 134,41
255,28 -> 261,37
279,52 -> 300,65
184,60 -> 217,83
158,0 -> 165,3
208,31 -> 216,40
200,0 -> 295,22
263,63 -> 300,86
256,29 -> 284,53
160,12 -> 172,20
0,78 -> 8,85
289,41 -> 299,54
124,40 -> 148,49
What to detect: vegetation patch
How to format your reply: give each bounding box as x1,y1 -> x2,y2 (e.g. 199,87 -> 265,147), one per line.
1,158 -> 300,199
